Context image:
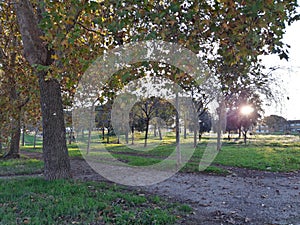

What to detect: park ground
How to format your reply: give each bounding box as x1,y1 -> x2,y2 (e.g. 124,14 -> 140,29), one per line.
1,133 -> 300,224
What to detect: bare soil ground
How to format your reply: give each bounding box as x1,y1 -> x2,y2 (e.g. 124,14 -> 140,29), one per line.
14,152 -> 300,224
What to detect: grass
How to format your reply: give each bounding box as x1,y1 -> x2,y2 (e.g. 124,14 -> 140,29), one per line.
0,157 -> 43,176
0,178 -> 185,225
17,133 -> 300,174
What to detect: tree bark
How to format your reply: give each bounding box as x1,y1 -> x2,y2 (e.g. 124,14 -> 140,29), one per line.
158,126 -> 162,140
131,126 -> 134,145
183,119 -> 187,139
102,127 -> 105,140
15,0 -> 71,180
175,91 -> 181,167
39,74 -> 71,180
144,119 -> 149,147
33,127 -> 38,150
21,124 -> 25,146
5,111 -> 21,159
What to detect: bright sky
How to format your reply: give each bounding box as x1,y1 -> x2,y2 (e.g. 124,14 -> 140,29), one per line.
261,19 -> 300,120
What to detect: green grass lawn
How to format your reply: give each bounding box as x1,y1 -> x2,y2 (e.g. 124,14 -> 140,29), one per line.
0,178 -> 187,225
17,133 -> 300,174
1,133 -> 299,224
0,157 -> 43,176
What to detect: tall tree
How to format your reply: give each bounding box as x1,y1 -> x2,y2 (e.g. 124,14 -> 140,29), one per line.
14,0 -> 72,180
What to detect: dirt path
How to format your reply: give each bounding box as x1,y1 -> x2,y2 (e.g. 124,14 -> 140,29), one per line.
19,152 -> 300,224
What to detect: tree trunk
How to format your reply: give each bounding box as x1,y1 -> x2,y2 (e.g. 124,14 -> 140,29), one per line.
102,127 -> 105,140
131,126 -> 134,145
199,133 -> 202,142
39,74 -> 71,180
87,106 -> 94,155
5,112 -> 21,159
125,131 -> 129,144
175,91 -> 181,167
216,97 -> 225,151
33,128 -> 38,150
193,128 -> 197,148
15,0 -> 71,180
21,124 -> 25,146
243,130 -> 247,145
158,126 -> 162,140
183,119 -> 187,139
154,123 -> 157,137
107,128 -> 110,143
144,119 -> 149,147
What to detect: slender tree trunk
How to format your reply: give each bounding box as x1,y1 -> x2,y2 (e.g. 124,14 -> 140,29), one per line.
175,91 -> 181,167
5,112 -> 21,158
144,119 -> 149,147
184,119 -> 187,139
21,124 -> 25,146
102,127 -> 105,140
243,130 -> 247,145
216,98 -> 225,151
0,130 -> 2,152
39,74 -> 71,180
33,128 -> 38,150
193,128 -> 197,148
131,126 -> 134,145
154,123 -> 157,137
87,106 -> 94,155
107,128 -> 110,143
158,126 -> 162,140
68,133 -> 72,145
199,133 -> 202,142
125,131 -> 129,144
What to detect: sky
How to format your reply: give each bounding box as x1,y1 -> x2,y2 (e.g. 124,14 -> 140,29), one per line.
261,19 -> 300,120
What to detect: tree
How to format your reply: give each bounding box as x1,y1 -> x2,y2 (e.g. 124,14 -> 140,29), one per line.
225,90 -> 263,144
0,2 -> 41,158
133,97 -> 160,147
263,115 -> 288,133
96,101 -> 113,144
198,110 -> 212,141
13,0 -> 72,180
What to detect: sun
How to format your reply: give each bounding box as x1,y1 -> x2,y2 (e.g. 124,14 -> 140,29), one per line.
240,105 -> 254,115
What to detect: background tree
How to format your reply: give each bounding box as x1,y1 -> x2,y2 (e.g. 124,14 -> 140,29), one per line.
263,115 -> 288,133
198,110 -> 212,141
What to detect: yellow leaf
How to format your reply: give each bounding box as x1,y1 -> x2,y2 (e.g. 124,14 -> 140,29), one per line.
51,54 -> 59,60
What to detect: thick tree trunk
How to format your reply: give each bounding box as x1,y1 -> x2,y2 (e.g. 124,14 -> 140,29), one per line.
39,74 -> 71,180
15,0 -> 71,180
